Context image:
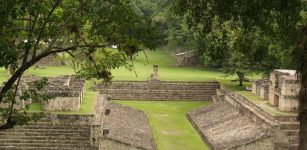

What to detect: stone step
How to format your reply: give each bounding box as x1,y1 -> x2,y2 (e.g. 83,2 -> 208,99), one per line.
0,139 -> 90,145
0,132 -> 90,138
212,95 -> 223,102
19,125 -> 90,129
6,127 -> 90,132
275,143 -> 299,150
216,89 -> 226,97
287,136 -> 299,144
0,135 -> 88,141
280,122 -> 300,130
0,146 -> 91,150
0,142 -> 90,148
282,129 -> 299,137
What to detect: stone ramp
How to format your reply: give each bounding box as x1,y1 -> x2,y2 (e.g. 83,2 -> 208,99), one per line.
0,122 -> 92,150
102,101 -> 156,150
188,101 -> 272,150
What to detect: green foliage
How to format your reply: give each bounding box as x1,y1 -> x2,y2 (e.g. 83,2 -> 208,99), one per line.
0,0 -> 160,128
0,78 -> 53,127
224,30 -> 278,75
199,18 -> 230,67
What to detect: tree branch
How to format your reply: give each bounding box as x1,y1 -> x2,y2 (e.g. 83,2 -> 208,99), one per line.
0,43 -> 110,103
32,0 -> 61,59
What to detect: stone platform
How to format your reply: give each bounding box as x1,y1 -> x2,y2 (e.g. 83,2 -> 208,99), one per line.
0,94 -> 156,150
101,101 -> 156,150
189,87 -> 300,150
94,80 -> 220,101
188,101 -> 273,149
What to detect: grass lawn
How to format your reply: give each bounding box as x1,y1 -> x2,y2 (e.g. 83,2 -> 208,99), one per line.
116,101 -> 211,150
0,49 -> 261,114
0,68 -> 8,83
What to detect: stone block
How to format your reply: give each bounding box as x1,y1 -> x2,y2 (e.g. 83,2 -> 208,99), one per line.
279,96 -> 299,112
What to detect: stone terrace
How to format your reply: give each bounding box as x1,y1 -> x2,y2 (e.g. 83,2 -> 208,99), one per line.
188,101 -> 272,150
0,115 -> 95,150
20,75 -> 85,111
101,100 -> 156,150
94,80 -> 220,100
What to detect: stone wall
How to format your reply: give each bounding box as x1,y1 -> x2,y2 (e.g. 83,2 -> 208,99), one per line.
175,50 -> 200,67
44,113 -> 94,126
42,96 -> 81,111
100,139 -> 145,150
20,75 -> 85,111
268,69 -> 300,112
252,79 -> 269,100
94,80 -> 220,101
36,53 -> 66,66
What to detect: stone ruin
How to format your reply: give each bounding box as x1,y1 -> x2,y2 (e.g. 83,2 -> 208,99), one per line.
150,64 -> 159,81
175,50 -> 200,67
190,87 -> 300,150
100,96 -> 156,150
252,77 -> 270,100
19,75 -> 85,111
253,69 -> 300,112
35,53 -> 66,66
188,101 -> 273,150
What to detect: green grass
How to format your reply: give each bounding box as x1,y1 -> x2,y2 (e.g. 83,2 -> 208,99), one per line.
116,101 -> 211,150
0,68 -> 8,83
24,50 -> 261,83
26,65 -> 74,77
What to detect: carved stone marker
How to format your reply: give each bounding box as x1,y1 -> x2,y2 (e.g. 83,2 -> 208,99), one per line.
152,65 -> 158,81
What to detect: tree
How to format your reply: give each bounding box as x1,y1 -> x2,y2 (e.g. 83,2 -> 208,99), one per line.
0,0 -> 159,129
223,30 -> 278,86
173,0 -> 307,149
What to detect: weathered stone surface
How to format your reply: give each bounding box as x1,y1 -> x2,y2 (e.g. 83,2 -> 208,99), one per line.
188,101 -> 273,150
176,50 -> 200,67
268,69 -> 300,112
102,101 -> 156,150
94,81 -> 220,101
219,88 -> 299,149
0,114 -> 95,150
20,75 -> 85,111
36,53 -> 66,66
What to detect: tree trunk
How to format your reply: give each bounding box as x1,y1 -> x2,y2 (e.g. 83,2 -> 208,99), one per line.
0,118 -> 16,130
299,74 -> 307,150
237,72 -> 244,86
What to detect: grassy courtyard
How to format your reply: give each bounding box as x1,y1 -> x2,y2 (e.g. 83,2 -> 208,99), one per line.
117,101 -> 211,150
0,49 -> 258,114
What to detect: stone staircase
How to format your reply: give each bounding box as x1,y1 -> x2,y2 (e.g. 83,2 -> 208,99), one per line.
213,88 -> 300,150
0,119 -> 93,150
94,81 -> 220,100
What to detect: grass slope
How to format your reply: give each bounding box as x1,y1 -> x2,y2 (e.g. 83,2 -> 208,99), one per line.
116,101 -> 211,150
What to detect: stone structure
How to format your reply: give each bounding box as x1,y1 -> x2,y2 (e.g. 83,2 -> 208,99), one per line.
101,98 -> 156,150
252,78 -> 270,100
36,53 -> 66,66
20,75 -> 85,111
94,80 -> 220,101
151,64 -> 159,81
0,114 -> 95,149
188,100 -> 273,150
175,50 -> 200,67
268,69 -> 300,112
198,88 -> 299,149
0,94 -> 156,150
